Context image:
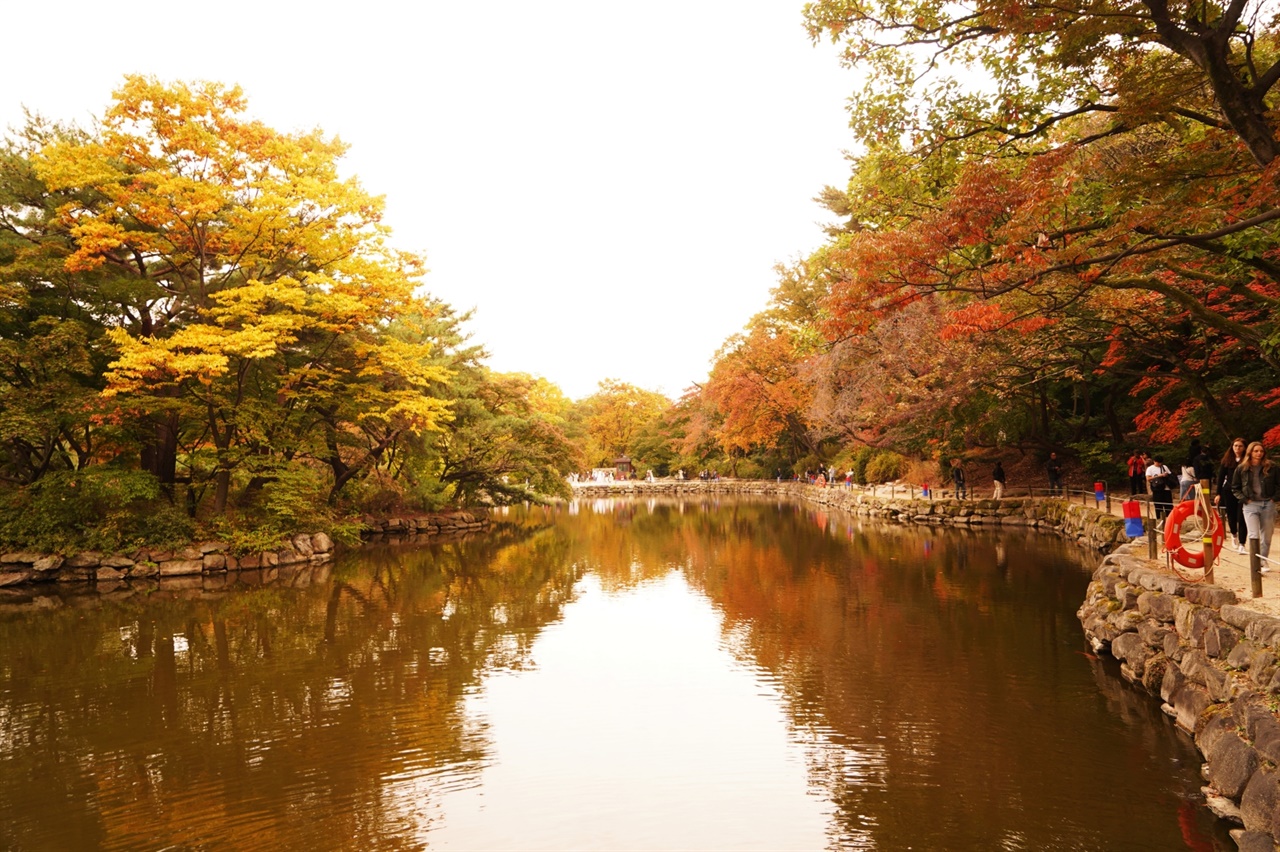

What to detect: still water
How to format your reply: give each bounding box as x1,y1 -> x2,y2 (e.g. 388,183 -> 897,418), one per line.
0,497 -> 1232,850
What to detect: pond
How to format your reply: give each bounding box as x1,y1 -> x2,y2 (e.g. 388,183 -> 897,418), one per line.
0,496 -> 1233,850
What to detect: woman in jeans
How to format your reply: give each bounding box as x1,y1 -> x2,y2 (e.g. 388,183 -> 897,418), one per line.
1215,438 -> 1248,552
1232,441 -> 1280,562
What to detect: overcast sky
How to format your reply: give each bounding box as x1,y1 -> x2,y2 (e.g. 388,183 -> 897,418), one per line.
2,0 -> 857,401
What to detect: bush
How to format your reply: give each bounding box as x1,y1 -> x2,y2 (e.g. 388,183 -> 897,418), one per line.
1066,440 -> 1116,486
848,446 -> 876,484
865,451 -> 907,484
0,467 -> 194,553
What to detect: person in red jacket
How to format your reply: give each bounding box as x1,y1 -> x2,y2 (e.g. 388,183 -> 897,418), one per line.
1126,450 -> 1146,496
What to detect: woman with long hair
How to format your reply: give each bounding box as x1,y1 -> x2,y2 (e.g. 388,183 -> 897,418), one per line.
1232,441 -> 1280,562
1215,437 -> 1248,553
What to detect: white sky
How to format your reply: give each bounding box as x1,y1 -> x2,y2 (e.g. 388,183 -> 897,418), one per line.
2,0 -> 857,401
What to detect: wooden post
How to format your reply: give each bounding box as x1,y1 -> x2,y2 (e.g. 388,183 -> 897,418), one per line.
1250,538 -> 1263,598
1106,491 -> 1112,514
1148,525 -> 1158,560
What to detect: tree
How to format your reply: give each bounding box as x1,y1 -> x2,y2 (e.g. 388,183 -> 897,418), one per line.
805,0 -> 1280,166
28,77 -> 452,511
573,380 -> 672,468
702,325 -> 815,469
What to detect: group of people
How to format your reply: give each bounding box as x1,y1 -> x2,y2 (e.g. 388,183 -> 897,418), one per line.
950,457 -> 1008,500
1127,439 -> 1279,561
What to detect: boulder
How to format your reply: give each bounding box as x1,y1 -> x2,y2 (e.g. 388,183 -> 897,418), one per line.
159,559 -> 203,576
1203,725 -> 1259,799
1240,764 -> 1280,836
0,570 -> 34,587
32,555 -> 64,573
311,532 -> 334,553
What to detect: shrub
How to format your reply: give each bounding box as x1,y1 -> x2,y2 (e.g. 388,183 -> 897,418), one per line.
0,467 -> 194,553
865,451 -> 907,484
849,446 -> 876,484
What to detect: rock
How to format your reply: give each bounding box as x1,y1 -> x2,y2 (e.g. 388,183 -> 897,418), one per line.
159,559 -> 203,576
0,570 -> 34,587
291,534 -> 314,556
1228,829 -> 1273,851
127,562 -> 159,579
1205,623 -> 1242,658
64,551 -> 102,568
199,541 -> 227,554
1203,725 -> 1259,799
1112,632 -> 1149,674
1185,585 -> 1238,609
1138,619 -> 1172,649
99,555 -> 135,568
1240,763 -> 1280,836
0,552 -> 41,563
202,553 -> 226,571
1246,616 -> 1280,649
32,555 -> 64,573
95,567 -> 125,582
311,532 -> 334,553
1138,591 -> 1176,622
1229,640 -> 1259,670
1223,604 -> 1271,633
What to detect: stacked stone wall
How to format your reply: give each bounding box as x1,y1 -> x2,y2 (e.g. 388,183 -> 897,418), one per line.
0,510 -> 488,588
1080,543 -> 1280,848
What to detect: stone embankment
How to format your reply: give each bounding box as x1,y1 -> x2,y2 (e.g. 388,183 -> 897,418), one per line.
1080,544 -> 1280,849
0,510 -> 488,589
573,480 -> 1128,550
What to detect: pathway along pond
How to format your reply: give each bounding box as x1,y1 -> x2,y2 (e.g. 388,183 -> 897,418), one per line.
0,497 -> 1234,850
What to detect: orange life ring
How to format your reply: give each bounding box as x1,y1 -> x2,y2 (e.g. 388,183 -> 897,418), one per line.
1164,499 -> 1226,569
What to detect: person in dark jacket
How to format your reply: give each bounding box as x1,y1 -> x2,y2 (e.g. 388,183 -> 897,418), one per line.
1046,452 -> 1063,496
1215,438 -> 1247,553
1232,441 -> 1280,562
951,458 -> 967,500
992,461 -> 1006,500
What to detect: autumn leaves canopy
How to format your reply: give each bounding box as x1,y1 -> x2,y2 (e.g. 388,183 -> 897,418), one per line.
684,0 -> 1280,470
0,78 -> 576,548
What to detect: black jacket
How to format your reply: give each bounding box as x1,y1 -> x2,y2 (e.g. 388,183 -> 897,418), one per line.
1218,457 -> 1243,500
1231,464 -> 1280,503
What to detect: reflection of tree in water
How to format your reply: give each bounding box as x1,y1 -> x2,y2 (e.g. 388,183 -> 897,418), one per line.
568,498 -> 1227,851
0,521 -> 576,850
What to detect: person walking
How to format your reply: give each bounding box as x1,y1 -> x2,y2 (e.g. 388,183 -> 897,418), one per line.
992,461 -> 1006,500
1146,455 -> 1174,522
1232,440 -> 1280,564
1126,450 -> 1146,496
1215,438 -> 1248,553
1178,459 -> 1197,502
951,458 -> 967,500
1046,452 -> 1063,496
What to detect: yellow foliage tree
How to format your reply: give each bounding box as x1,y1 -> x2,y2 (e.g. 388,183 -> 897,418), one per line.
35,77 -> 451,510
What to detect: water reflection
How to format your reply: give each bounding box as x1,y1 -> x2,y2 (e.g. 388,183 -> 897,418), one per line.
0,498 -> 1233,850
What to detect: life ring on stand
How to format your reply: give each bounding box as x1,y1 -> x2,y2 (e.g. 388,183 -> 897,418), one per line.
1164,499 -> 1226,569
